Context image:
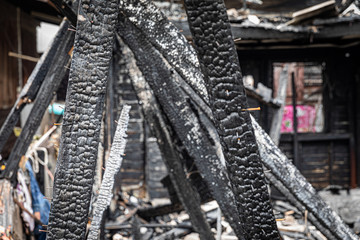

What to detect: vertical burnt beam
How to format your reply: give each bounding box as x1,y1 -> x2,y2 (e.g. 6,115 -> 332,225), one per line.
291,72 -> 299,168
0,20 -> 75,179
269,64 -> 288,146
252,116 -> 358,240
115,38 -> 214,240
183,1 -> 279,239
117,19 -> 244,239
0,21 -> 70,154
47,0 -> 118,239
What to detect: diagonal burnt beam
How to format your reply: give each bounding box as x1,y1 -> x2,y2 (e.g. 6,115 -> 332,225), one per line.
117,19 -> 244,239
47,0 -> 118,239
1,20 -> 75,179
252,117 -> 358,240
115,38 -> 214,240
0,20 -> 72,154
118,0 -> 209,104
183,0 -> 280,238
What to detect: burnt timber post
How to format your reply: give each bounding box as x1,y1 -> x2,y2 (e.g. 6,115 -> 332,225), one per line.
291,71 -> 299,168
184,0 -> 279,238
47,0 -> 118,239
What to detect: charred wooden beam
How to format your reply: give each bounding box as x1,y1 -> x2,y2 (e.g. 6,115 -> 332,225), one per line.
183,0 -> 279,239
47,0 -> 118,239
1,21 -> 75,179
137,203 -> 184,220
115,36 -> 214,240
87,105 -> 131,240
244,85 -> 282,109
0,21 -> 70,154
117,19 -> 244,239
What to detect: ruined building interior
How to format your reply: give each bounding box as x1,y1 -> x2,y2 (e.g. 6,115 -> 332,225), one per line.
0,0 -> 360,239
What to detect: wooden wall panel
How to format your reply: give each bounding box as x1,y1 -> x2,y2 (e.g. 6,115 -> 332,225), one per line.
0,0 -> 38,109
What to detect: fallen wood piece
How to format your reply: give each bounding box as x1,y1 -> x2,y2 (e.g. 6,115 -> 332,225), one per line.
137,203 -> 183,220
115,36 -> 214,240
245,85 -> 281,109
154,208 -> 219,240
287,0 -> 337,25
0,20 -> 71,154
47,0 -> 118,239
87,105 -> 131,240
106,223 -> 193,230
1,21 -> 75,179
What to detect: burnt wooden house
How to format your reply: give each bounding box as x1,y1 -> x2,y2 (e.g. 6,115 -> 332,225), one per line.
1,0 -> 360,199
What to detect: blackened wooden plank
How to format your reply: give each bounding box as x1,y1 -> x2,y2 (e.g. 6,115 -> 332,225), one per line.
0,21 -> 70,154
47,0 -> 118,239
1,21 -> 75,179
184,1 -> 279,238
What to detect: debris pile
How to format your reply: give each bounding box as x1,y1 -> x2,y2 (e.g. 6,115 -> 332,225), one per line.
103,196 -> 332,240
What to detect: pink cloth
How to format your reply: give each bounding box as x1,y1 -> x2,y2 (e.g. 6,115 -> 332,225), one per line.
281,105 -> 316,133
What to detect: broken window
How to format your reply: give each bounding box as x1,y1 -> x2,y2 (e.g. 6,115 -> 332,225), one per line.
273,62 -> 324,133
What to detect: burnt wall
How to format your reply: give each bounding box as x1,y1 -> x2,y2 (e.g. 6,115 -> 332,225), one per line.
238,46 -> 360,189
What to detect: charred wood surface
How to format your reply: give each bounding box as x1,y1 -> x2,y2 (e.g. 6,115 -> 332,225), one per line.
1,21 -> 75,179
115,37 -> 214,240
117,19 -> 244,239
0,21 -> 70,154
88,105 -> 130,240
118,0 -> 209,104
137,203 -> 184,220
47,0 -> 118,239
184,0 -> 279,239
